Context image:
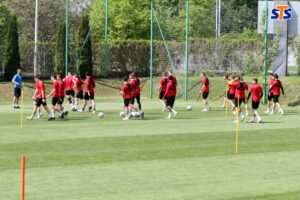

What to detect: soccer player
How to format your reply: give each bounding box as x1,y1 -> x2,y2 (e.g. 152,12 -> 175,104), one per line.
133,72 -> 142,110
240,77 -> 249,116
27,76 -> 52,120
47,75 -> 63,119
221,75 -> 230,108
129,73 -> 144,118
64,72 -> 75,110
168,68 -> 177,85
163,76 -> 177,119
159,72 -> 168,111
120,77 -> 133,120
12,69 -> 22,108
265,73 -> 275,114
57,74 -> 68,118
269,73 -> 284,115
200,72 -> 212,112
227,75 -> 236,110
79,72 -> 96,113
247,78 -> 263,123
74,73 -> 84,111
231,76 -> 247,123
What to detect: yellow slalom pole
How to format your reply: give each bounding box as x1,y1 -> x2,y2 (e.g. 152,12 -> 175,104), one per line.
20,84 -> 24,128
235,96 -> 240,153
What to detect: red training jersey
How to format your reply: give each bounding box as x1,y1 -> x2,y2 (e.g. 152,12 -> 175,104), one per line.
64,75 -> 74,91
52,80 -> 60,98
75,78 -> 83,92
58,81 -> 65,97
130,79 -> 137,97
165,81 -> 177,97
122,83 -> 132,99
250,84 -> 263,102
135,77 -> 141,94
228,80 -> 236,94
35,81 -> 45,99
160,78 -> 168,92
271,80 -> 282,96
269,78 -> 275,93
234,81 -> 247,99
202,77 -> 209,93
85,77 -> 95,93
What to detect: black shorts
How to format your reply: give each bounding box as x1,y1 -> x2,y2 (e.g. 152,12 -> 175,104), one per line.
66,90 -> 75,97
252,101 -> 260,110
273,95 -> 280,103
159,91 -> 166,100
202,92 -> 209,99
58,96 -> 64,105
84,92 -> 94,100
267,93 -> 274,101
130,96 -> 136,105
76,91 -> 84,99
227,93 -> 235,100
14,88 -> 21,97
52,97 -> 59,106
166,96 -> 176,108
234,98 -> 245,107
35,98 -> 47,107
124,98 -> 131,107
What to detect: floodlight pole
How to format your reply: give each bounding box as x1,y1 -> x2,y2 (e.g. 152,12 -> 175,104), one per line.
34,0 -> 39,76
263,0 -> 268,104
150,2 -> 154,99
104,0 -> 109,78
185,0 -> 189,100
65,0 -> 69,76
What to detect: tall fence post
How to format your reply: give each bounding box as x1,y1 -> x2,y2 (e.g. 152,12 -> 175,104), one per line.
263,0 -> 268,104
65,0 -> 69,76
150,2 -> 154,99
185,0 -> 189,100
104,0 -> 109,78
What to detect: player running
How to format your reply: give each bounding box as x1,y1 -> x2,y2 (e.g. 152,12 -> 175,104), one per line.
200,72 -> 212,112
11,69 -> 22,109
74,73 -> 84,111
269,73 -> 284,115
47,75 -> 65,119
230,76 -> 247,123
247,78 -> 263,123
240,77 -> 249,116
57,74 -> 68,118
265,73 -> 275,114
79,72 -> 96,113
64,72 -> 76,110
27,76 -> 52,120
159,72 -> 168,111
120,77 -> 133,120
227,75 -> 237,110
221,75 -> 230,108
163,75 -> 177,119
129,73 -> 144,118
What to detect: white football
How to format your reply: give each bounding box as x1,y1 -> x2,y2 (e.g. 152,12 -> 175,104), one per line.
98,112 -> 104,118
187,105 -> 192,111
120,111 -> 126,117
131,112 -> 137,117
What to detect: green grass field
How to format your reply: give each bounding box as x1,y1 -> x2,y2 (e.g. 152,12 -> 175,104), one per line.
1,97 -> 300,199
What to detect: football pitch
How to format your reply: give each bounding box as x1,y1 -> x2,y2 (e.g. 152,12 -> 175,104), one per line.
1,100 -> 300,200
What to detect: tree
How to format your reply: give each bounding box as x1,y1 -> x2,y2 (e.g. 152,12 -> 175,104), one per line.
76,14 -> 93,78
0,1 -> 10,64
3,14 -> 21,80
54,21 -> 68,75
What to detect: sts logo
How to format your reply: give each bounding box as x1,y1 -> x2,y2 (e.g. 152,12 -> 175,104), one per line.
271,5 -> 292,21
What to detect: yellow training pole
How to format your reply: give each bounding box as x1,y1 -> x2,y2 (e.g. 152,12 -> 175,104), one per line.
20,84 -> 24,128
235,96 -> 240,153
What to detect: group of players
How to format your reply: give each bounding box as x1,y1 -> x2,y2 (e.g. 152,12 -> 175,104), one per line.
11,68 -> 285,122
26,71 -> 96,120
222,72 -> 285,123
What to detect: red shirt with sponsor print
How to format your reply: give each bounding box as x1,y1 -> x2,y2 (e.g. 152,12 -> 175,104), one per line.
164,81 -> 177,97
202,77 -> 209,93
160,78 -> 168,92
250,84 -> 263,102
271,80 -> 282,96
85,77 -> 95,93
130,79 -> 137,97
75,78 -> 83,92
52,80 -> 60,98
234,81 -> 247,99
64,75 -> 74,91
122,83 -> 132,99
